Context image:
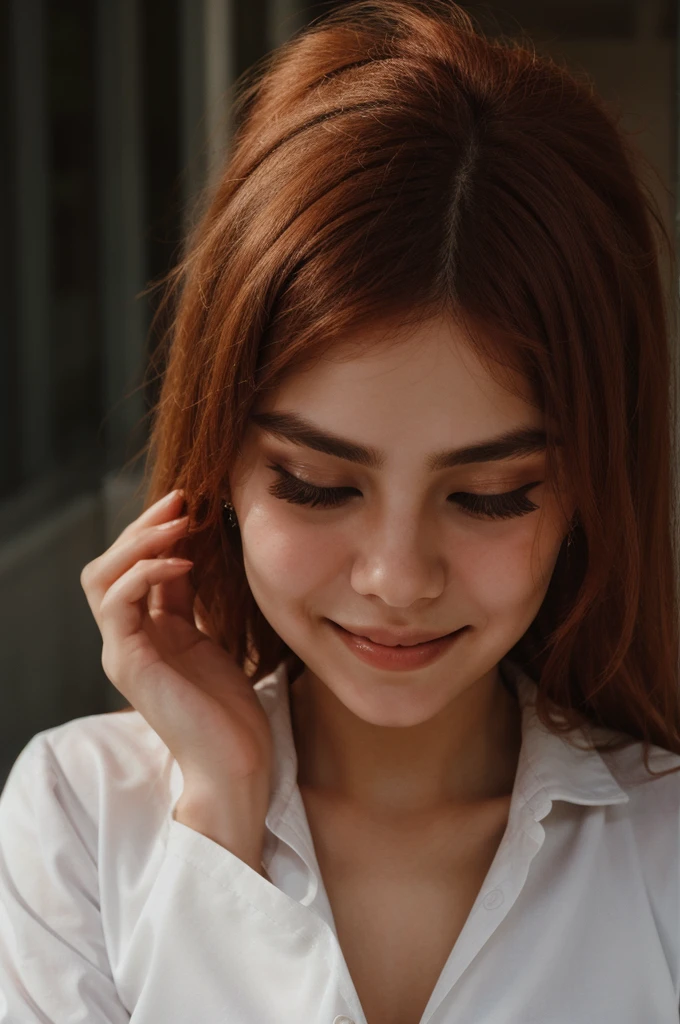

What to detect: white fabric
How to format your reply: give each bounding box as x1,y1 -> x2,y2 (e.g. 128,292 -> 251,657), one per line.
1,656 -> 680,1023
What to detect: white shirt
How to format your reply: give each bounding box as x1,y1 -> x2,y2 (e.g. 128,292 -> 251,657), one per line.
1,655 -> 680,1023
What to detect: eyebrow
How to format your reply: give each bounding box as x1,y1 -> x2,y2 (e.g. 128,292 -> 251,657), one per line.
250,410 -> 549,472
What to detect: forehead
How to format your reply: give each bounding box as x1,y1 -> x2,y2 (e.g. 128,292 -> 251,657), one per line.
257,315 -> 540,439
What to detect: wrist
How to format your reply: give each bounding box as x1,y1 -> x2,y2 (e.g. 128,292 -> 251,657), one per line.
173,778 -> 269,876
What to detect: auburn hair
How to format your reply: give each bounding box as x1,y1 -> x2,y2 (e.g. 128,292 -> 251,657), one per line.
133,0 -> 680,776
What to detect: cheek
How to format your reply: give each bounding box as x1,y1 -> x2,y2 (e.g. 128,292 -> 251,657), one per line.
457,517 -> 563,615
240,502 -> 338,602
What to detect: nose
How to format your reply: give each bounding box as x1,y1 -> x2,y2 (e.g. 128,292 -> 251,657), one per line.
349,518 -> 446,606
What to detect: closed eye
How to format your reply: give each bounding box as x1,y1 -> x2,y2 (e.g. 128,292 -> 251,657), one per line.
265,463 -> 541,521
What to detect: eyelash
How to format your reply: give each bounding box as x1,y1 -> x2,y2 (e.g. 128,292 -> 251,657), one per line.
265,463 -> 541,521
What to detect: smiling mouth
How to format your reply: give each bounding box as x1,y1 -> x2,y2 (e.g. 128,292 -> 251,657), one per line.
331,621 -> 465,647
354,633 -> 455,647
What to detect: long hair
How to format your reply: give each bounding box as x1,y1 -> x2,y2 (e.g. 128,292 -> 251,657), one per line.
135,0 -> 680,777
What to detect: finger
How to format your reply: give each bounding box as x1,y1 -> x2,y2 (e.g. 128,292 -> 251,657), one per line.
99,557 -> 194,671
80,487 -> 186,613
149,569 -> 197,622
82,516 -> 190,629
109,489 -> 187,550
148,542 -> 197,622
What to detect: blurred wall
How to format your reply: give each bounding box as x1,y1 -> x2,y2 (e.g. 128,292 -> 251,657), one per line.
0,0 -> 677,788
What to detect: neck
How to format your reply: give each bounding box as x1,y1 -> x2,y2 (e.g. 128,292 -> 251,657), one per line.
289,662 -> 523,817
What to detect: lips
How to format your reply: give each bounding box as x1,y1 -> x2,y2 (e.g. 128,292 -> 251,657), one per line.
330,619 -> 467,670
332,622 -> 458,647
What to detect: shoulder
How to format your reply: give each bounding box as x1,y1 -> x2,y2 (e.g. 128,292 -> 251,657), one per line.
596,735 -> 680,882
31,707 -> 172,787
598,734 -> 680,808
1,710 -> 179,854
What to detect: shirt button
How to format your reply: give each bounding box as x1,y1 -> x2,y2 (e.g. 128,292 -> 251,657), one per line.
483,888 -> 504,910
333,1017 -> 356,1024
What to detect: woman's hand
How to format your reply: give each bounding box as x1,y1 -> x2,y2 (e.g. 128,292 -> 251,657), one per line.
80,489 -> 273,866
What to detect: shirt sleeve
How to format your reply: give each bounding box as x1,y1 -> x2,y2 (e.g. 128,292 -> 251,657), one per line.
0,734 -> 130,1023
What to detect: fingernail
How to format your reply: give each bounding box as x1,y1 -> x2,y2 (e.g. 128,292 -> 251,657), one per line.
161,489 -> 183,506
157,515 -> 189,531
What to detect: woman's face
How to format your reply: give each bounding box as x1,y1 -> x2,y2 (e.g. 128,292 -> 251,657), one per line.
229,315 -> 574,727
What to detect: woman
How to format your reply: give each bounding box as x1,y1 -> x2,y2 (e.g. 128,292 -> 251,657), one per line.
1,1 -> 679,1021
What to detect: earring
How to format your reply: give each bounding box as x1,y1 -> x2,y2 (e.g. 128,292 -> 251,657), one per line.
221,499 -> 239,529
566,513 -> 579,549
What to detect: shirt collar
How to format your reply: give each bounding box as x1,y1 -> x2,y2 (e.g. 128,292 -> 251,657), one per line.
499,657 -> 629,811
254,655 -> 629,839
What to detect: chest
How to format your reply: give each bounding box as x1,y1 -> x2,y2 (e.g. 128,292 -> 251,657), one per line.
301,790 -> 512,1024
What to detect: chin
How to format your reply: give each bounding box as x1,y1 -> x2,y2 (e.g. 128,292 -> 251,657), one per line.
319,666 -> 469,729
